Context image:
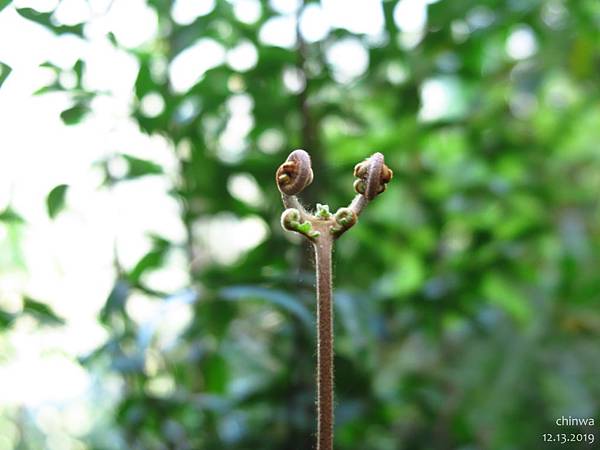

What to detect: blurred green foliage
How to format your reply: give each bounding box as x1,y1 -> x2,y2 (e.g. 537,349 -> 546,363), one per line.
3,0 -> 600,449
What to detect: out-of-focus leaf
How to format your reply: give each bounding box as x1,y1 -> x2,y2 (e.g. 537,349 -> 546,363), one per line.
39,61 -> 61,70
335,355 -> 371,396
0,62 -> 11,88
78,336 -> 118,366
0,309 -> 16,329
0,0 -> 11,13
134,58 -> 154,99
0,207 -> 24,223
22,297 -> 65,326
16,8 -> 84,36
46,184 -> 68,219
123,155 -> 164,179
33,82 -> 65,96
202,354 -> 228,394
192,299 -> 236,340
483,274 -> 531,324
129,237 -> 170,283
335,291 -> 374,353
380,251 -> 425,297
73,59 -> 84,86
60,103 -> 89,125
107,31 -> 118,46
220,286 -> 313,328
100,280 -> 130,324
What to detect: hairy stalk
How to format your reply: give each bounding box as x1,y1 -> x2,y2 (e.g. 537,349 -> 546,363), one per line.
276,150 -> 392,450
315,234 -> 334,450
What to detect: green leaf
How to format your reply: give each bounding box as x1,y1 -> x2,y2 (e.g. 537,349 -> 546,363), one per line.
0,309 -> 16,329
33,82 -> 65,96
107,31 -> 118,47
39,61 -> 61,70
134,58 -> 154,99
22,297 -> 65,326
0,62 -> 11,88
127,236 -> 170,284
73,59 -> 84,87
60,103 -> 89,125
0,0 -> 11,13
16,8 -> 84,36
46,184 -> 68,219
0,207 -> 24,223
123,155 -> 164,179
99,280 -> 130,324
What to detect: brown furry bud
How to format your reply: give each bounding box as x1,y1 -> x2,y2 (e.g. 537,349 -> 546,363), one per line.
276,149 -> 314,195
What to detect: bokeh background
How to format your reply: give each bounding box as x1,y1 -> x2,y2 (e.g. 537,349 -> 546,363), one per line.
1,0 -> 600,449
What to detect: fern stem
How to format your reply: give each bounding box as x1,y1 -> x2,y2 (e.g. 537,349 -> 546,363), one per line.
314,236 -> 334,450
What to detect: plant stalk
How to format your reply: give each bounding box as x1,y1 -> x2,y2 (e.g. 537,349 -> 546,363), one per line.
277,149 -> 391,450
314,235 -> 334,450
